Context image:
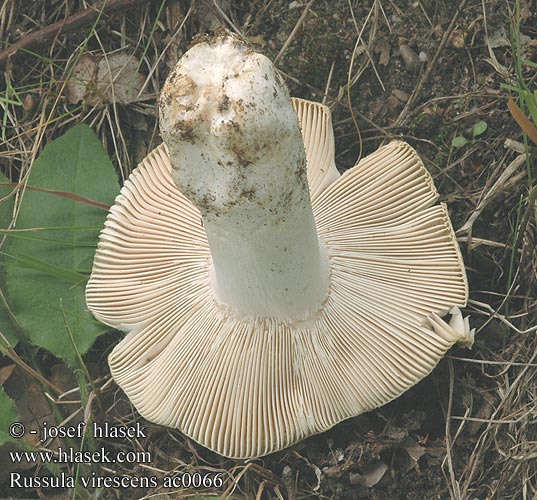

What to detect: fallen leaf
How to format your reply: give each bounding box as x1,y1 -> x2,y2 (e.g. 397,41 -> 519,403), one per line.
384,426 -> 407,441
0,363 -> 16,385
66,51 -> 146,105
471,159 -> 486,174
392,89 -> 410,102
400,437 -> 425,465
65,54 -> 96,105
375,38 -> 390,66
97,52 -> 146,104
361,460 -> 388,488
508,97 -> 537,145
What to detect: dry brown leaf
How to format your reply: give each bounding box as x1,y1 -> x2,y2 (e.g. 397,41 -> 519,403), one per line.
400,437 -> 425,471
65,54 -> 96,105
65,52 -> 146,106
0,363 -> 16,385
508,97 -> 537,145
361,461 -> 388,488
375,38 -> 390,66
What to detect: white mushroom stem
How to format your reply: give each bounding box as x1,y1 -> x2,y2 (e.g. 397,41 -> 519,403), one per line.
159,36 -> 329,318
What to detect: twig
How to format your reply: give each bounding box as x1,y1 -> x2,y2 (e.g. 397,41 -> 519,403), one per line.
0,0 -> 155,65
394,0 -> 469,126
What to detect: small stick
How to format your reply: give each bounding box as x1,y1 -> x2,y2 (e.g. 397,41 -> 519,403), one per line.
0,0 -> 154,65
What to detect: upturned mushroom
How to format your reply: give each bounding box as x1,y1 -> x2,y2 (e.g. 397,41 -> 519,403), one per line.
86,35 -> 472,459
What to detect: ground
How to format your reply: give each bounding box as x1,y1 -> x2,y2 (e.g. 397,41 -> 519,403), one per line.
0,0 -> 536,499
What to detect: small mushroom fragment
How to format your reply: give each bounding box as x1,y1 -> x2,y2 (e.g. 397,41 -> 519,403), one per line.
86,35 -> 470,459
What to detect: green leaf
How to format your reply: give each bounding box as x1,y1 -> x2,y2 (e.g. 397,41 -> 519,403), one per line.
5,125 -> 118,365
1,252 -> 87,283
0,385 -> 18,445
472,121 -> 488,137
451,136 -> 468,148
0,171 -> 18,347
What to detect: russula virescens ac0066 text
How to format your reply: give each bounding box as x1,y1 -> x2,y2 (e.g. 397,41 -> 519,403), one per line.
86,35 -> 473,459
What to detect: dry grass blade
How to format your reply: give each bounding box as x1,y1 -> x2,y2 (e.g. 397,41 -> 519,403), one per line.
457,154 -> 526,234
458,336 -> 537,499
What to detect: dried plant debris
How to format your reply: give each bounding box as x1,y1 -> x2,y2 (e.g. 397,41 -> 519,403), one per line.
314,410 -> 446,498
65,52 -> 147,106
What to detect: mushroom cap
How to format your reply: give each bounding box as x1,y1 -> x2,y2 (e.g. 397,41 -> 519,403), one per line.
86,98 -> 468,459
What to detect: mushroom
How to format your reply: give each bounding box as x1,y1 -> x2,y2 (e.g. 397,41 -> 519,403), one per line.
86,35 -> 472,459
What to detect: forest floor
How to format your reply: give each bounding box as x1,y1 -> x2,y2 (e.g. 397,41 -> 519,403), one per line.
0,0 -> 536,499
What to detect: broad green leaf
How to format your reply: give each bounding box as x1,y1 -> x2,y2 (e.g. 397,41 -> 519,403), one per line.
0,385 -> 18,445
451,136 -> 468,148
472,121 -> 488,137
0,171 -> 18,347
5,125 -> 118,365
1,252 -> 87,283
